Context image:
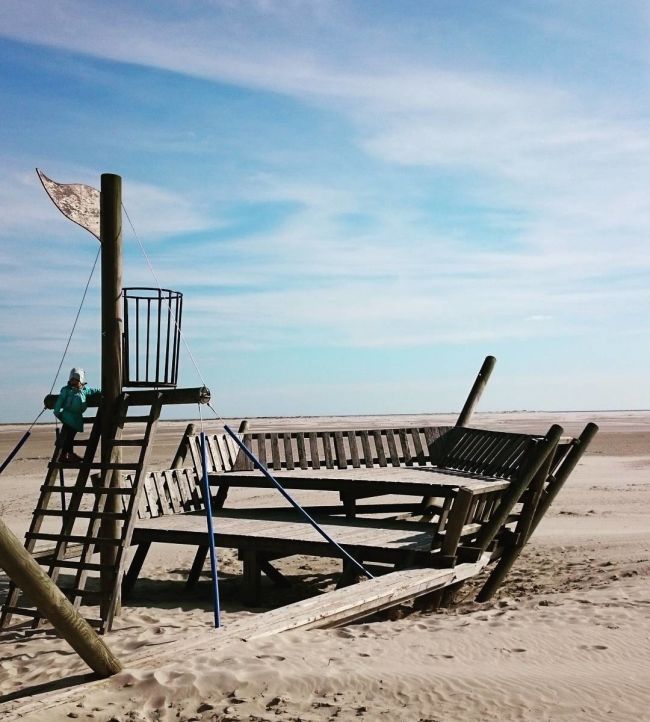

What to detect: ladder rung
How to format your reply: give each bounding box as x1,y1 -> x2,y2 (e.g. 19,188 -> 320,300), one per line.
89,462 -> 141,471
32,543 -> 85,560
112,439 -> 145,446
74,589 -> 111,601
36,559 -> 112,572
120,415 -> 151,423
26,533 -> 122,545
39,510 -> 128,520
39,485 -> 135,495
1,606 -> 39,618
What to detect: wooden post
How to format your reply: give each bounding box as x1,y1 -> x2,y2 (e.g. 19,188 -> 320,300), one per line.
171,423 -> 197,469
100,173 -> 123,618
0,517 -> 122,676
456,355 -> 496,427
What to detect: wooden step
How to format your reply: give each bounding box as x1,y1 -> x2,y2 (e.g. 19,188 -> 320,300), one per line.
119,415 -> 151,424
35,559 -> 113,572
111,439 -> 145,446
1,606 -> 39,618
38,510 -> 129,520
25,532 -> 122,545
88,462 -> 142,471
73,589 -> 114,602
40,485 -> 135,495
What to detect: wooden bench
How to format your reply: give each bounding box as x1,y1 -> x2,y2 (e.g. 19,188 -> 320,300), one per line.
124,420 -> 596,606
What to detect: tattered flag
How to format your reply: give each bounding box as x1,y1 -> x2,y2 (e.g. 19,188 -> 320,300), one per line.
37,168 -> 101,242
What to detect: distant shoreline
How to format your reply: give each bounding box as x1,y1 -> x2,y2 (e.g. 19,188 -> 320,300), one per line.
1,408 -> 649,426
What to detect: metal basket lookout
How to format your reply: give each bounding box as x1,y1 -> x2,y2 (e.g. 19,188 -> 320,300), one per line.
123,287 -> 183,388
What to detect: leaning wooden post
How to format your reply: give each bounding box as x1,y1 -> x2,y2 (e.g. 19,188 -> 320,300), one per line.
456,355 -> 496,427
0,517 -> 122,676
100,173 -> 124,618
171,423 -> 197,469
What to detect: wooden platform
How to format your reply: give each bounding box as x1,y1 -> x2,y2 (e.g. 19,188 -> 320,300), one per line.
132,508 -> 443,565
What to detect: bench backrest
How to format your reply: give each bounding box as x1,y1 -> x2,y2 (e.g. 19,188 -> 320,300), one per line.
122,466 -> 202,519
187,425 -> 452,475
428,426 -> 546,481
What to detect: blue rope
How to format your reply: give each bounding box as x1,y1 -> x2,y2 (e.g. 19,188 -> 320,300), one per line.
200,432 -> 221,628
0,432 -> 31,477
223,425 -> 373,580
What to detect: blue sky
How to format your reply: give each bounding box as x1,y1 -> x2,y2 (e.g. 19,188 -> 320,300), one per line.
1,1 -> 649,422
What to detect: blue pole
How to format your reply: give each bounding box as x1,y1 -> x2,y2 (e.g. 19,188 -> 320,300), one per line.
200,432 -> 221,628
0,431 -> 31,476
224,425 -> 373,580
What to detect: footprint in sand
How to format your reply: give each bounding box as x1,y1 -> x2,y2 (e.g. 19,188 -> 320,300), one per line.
256,654 -> 286,661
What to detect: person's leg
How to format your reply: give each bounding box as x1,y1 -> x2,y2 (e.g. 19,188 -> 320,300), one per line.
59,424 -> 78,460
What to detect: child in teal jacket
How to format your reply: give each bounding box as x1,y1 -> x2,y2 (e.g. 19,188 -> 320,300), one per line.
53,367 -> 101,462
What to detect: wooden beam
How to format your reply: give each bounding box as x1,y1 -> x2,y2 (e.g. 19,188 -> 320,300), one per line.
0,517 -> 121,677
456,355 -> 496,427
100,172 -> 123,619
43,386 -> 211,410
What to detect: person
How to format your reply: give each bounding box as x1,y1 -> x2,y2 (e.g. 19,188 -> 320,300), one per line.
53,368 -> 101,462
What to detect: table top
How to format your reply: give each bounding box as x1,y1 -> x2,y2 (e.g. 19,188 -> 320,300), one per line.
209,465 -> 510,495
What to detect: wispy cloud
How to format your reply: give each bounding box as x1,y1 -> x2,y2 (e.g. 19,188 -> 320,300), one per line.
1,1 -> 649,418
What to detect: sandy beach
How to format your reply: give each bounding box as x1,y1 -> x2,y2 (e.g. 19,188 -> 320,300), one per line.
0,410 -> 649,721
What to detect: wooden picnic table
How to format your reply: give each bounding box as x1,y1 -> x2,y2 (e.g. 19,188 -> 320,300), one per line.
208,466 -> 511,500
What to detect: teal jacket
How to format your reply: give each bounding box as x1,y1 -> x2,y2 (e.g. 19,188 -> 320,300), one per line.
53,384 -> 101,432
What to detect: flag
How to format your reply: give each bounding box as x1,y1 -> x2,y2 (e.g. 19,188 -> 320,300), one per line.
37,168 -> 100,242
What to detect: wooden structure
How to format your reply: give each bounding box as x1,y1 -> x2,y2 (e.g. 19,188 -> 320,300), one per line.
0,517 -> 121,676
0,387 -> 209,633
123,419 -> 596,608
0,169 -> 597,636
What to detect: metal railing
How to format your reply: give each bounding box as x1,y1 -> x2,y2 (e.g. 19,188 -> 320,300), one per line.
122,287 -> 182,388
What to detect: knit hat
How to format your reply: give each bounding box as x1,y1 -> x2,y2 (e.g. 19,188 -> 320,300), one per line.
69,367 -> 86,384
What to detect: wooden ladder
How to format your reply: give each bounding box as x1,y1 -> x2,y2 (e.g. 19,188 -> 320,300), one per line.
0,391 -> 163,633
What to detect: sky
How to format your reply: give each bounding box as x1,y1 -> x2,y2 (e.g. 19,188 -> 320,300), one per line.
1,0 -> 649,423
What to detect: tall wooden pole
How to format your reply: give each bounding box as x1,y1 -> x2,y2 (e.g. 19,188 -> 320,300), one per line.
100,174 -> 123,617
456,355 -> 496,427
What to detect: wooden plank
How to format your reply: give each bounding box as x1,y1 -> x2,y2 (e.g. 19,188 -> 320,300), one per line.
254,433 -> 267,468
372,430 -> 387,466
152,473 -> 171,516
283,434 -> 295,471
321,432 -> 334,469
295,433 -> 309,470
270,433 -> 281,470
142,476 -> 160,518
359,431 -> 373,468
163,470 -> 182,514
213,434 -> 232,473
333,431 -> 347,469
347,430 -> 361,468
205,435 -> 221,474
308,432 -> 320,470
410,428 -> 426,465
384,430 -> 401,467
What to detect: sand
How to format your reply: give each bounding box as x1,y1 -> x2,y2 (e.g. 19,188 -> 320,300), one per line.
0,411 -> 649,721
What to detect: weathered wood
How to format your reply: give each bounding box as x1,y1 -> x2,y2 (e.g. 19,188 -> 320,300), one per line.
100,176 -> 123,619
456,355 -> 496,427
0,558 -> 490,722
476,422 -> 598,602
43,386 -> 211,410
0,517 -> 122,676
